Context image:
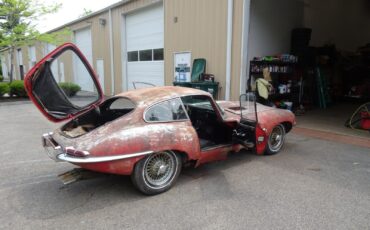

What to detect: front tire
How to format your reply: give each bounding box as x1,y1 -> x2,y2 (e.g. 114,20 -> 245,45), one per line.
131,150 -> 182,195
265,124 -> 286,155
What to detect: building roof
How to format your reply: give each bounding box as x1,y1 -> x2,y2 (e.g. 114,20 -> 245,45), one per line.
0,1 -> 133,53
46,0 -> 131,33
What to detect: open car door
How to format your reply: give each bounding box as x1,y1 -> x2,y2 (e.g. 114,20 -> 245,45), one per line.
24,43 -> 103,122
232,93 -> 258,149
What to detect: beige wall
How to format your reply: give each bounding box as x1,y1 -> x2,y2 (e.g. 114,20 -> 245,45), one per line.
165,0 -> 244,100
164,0 -> 227,99
1,50 -> 11,79
7,46 -> 29,80
0,0 -> 245,100
57,13 -> 112,94
230,0 -> 244,100
0,41 -> 66,81
52,0 -> 161,95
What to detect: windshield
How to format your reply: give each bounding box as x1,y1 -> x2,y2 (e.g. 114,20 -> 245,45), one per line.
240,93 -> 258,121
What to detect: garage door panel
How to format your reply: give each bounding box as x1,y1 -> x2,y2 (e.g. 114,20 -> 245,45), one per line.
74,28 -> 92,63
126,5 -> 163,51
127,62 -> 164,90
126,24 -> 163,51
126,17 -> 163,30
126,4 -> 162,24
74,27 -> 93,92
127,38 -> 163,51
125,4 -> 164,90
127,62 -> 163,75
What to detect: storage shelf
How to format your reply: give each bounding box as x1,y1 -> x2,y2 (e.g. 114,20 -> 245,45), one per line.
250,60 -> 297,65
248,59 -> 300,108
251,71 -> 294,74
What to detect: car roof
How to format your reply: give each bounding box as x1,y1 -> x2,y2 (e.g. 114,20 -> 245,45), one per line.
115,86 -> 211,106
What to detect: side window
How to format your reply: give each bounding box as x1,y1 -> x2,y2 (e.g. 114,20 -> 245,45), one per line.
181,95 -> 216,112
145,98 -> 188,122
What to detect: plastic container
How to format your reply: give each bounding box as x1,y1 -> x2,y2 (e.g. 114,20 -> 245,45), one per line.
173,82 -> 191,88
360,112 -> 370,130
173,81 -> 219,99
190,82 -> 219,99
285,101 -> 293,111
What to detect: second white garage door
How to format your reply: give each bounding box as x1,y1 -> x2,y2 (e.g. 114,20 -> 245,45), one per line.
125,4 -> 164,90
74,27 -> 93,92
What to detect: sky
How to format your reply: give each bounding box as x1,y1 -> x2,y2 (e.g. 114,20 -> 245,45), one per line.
37,0 -> 122,32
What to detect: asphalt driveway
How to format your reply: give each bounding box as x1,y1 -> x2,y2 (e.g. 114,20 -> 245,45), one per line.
0,102 -> 369,229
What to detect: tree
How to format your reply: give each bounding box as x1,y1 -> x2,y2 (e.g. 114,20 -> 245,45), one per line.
79,8 -> 93,18
0,0 -> 69,81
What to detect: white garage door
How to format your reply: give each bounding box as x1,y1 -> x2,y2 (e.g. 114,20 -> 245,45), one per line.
1,55 -> 8,79
74,27 -> 93,92
125,4 -> 164,90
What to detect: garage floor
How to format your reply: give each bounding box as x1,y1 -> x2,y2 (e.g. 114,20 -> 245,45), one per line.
296,102 -> 370,139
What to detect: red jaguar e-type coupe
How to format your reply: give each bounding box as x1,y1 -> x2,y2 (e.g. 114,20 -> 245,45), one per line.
25,43 -> 295,195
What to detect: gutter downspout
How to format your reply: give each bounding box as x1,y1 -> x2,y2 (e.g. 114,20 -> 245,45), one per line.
109,8 -> 115,95
240,0 -> 251,94
225,0 -> 233,100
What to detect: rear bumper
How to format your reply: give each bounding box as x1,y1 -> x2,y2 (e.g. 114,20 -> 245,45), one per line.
42,133 -> 152,164
42,132 -> 64,162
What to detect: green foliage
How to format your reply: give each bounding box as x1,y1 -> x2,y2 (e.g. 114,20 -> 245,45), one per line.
58,82 -> 81,97
0,82 -> 10,96
0,0 -> 65,47
9,80 -> 27,97
0,75 -> 3,82
0,0 -> 70,81
79,8 -> 93,18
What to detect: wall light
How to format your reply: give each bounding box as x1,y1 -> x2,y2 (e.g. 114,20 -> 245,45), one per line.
99,18 -> 106,26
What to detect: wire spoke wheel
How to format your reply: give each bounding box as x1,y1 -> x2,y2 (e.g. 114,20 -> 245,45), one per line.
266,124 -> 285,154
132,150 -> 182,195
143,151 -> 176,188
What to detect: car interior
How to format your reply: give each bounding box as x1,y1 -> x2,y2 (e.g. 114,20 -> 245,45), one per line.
181,95 -> 235,149
61,97 -> 135,138
61,93 -> 257,149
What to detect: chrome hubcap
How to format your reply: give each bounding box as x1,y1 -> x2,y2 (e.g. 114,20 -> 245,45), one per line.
144,152 -> 175,187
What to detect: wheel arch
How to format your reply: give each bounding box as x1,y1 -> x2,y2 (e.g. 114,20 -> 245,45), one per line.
281,121 -> 293,133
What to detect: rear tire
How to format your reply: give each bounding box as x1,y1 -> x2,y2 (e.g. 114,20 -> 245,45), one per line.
131,150 -> 182,195
265,124 -> 286,155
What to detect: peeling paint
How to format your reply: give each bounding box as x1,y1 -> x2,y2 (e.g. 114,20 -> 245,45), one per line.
48,87 -> 294,175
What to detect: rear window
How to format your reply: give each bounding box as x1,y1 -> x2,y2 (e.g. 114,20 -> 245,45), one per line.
145,98 -> 188,122
109,97 -> 136,110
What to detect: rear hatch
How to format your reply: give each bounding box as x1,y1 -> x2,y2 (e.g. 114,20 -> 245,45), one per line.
24,43 -> 104,122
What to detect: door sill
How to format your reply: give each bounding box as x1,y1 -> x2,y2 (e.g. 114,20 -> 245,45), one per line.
201,143 -> 232,152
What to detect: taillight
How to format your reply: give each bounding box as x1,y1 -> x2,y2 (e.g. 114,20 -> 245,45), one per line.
255,125 -> 267,154
65,146 -> 89,157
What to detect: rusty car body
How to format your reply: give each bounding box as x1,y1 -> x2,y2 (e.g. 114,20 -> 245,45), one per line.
25,43 -> 295,195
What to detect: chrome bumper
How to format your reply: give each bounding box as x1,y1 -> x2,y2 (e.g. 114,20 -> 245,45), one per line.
42,133 -> 152,164
42,132 -> 64,162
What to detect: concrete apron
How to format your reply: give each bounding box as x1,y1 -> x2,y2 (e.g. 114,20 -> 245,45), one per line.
293,127 -> 370,149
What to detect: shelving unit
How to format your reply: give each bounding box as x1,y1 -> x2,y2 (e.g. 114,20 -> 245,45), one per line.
248,60 -> 300,108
